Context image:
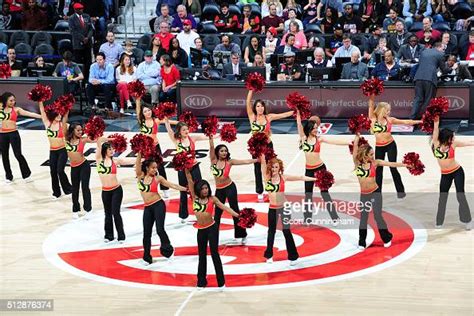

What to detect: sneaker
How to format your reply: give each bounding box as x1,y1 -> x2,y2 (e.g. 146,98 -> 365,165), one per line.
218,285 -> 226,291
83,211 -> 93,220
120,108 -> 124,114
181,219 -> 187,224
290,259 -> 298,266
383,240 -> 392,248
5,178 -> 12,184
23,176 -> 33,183
241,237 -> 248,245
332,219 -> 339,227
465,222 -> 472,231
127,100 -> 133,109
51,195 -> 60,200
140,259 -> 151,266
435,224 -> 443,229
118,239 -> 125,244
266,257 -> 273,264
104,238 -> 113,243
72,213 -> 80,220
357,245 -> 366,251
397,192 -> 407,199
257,194 -> 264,202
162,190 -> 170,199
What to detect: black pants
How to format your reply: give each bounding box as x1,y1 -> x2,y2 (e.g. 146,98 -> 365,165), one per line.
73,47 -> 92,79
102,185 -> 125,241
264,207 -> 299,261
197,223 -> 225,287
71,160 -> 92,213
156,143 -> 168,191
304,164 -> 339,222
436,167 -> 472,226
215,182 -> 247,239
159,88 -> 177,103
411,80 -> 436,119
49,148 -> 72,197
0,131 -> 31,180
177,164 -> 201,219
143,199 -> 173,263
254,141 -> 273,194
86,83 -> 115,108
375,142 -> 405,194
359,189 -> 393,248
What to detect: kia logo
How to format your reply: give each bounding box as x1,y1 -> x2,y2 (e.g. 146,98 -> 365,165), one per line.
444,95 -> 465,111
184,95 -> 212,109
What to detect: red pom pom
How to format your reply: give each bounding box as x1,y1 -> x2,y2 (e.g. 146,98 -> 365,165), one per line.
148,146 -> 164,165
178,111 -> 199,132
427,97 -> 449,116
130,134 -> 155,157
0,63 -> 12,79
245,72 -> 266,92
349,136 -> 368,154
403,152 -> 425,176
153,102 -> 177,120
28,84 -> 53,102
348,114 -> 371,134
247,132 -> 270,158
263,146 -> 277,161
83,116 -> 106,140
201,115 -> 219,137
286,92 -> 310,119
361,78 -> 384,96
220,123 -> 237,143
420,112 -> 434,133
109,133 -> 128,153
52,94 -> 75,116
314,169 -> 335,191
127,81 -> 146,99
237,208 -> 258,228
172,151 -> 196,171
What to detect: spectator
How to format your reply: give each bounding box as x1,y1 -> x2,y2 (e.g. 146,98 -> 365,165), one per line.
368,37 -> 389,65
53,51 -> 84,95
80,0 -> 107,40
171,5 -> 197,32
338,3 -> 363,34
261,4 -> 284,34
403,0 -> 433,31
0,42 -> 7,57
281,21 -> 308,50
240,4 -> 261,34
214,2 -> 240,33
262,0 -> 283,18
302,0 -> 318,27
182,0 -> 201,17
244,35 -> 263,64
420,29 -> 435,48
431,0 -> 453,23
372,49 -> 401,80
277,51 -> 303,81
283,9 -> 303,32
190,37 -> 211,67
383,6 -> 405,33
440,32 -> 457,57
155,0 -> 181,16
136,50 -> 162,105
150,35 -> 167,62
275,33 -> 299,55
123,40 -> 139,66
253,52 -> 266,67
364,24 -> 383,59
340,50 -> 368,80
159,54 -> 180,102
320,7 -> 338,33
325,23 -> 344,59
461,31 -> 474,61
6,47 -> 22,77
263,27 -> 281,59
21,0 -> 47,30
415,17 -> 441,42
316,0 -> 344,21
358,0 -> 383,31
282,0 -> 301,20
331,34 -> 361,63
68,2 -> 93,78
28,55 -> 53,76
154,5 -> 174,32
214,35 -> 241,55
157,21 -> 175,51
381,0 -> 402,17
168,37 -> 189,68
4,0 -> 22,29
116,54 -> 136,113
307,35 -> 323,49
0,3 -> 15,30
388,20 -> 411,53
221,53 -> 246,78
397,34 -> 424,64
99,31 -> 124,67
87,52 -> 115,109
441,55 -> 472,81
176,19 -> 200,55
307,47 -> 333,68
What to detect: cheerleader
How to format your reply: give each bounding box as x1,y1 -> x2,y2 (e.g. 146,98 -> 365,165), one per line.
135,97 -> 176,198
368,95 -> 421,198
296,111 -> 350,224
260,155 -> 317,265
246,89 -> 294,201
135,153 -> 187,265
185,171 -> 239,289
352,133 -> 409,249
431,116 -> 472,230
209,136 -> 258,243
38,101 -> 72,199
1,92 -> 41,183
164,118 -> 207,222
63,111 -> 93,219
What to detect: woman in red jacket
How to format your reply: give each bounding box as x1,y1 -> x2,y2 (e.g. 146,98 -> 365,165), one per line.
159,54 -> 180,103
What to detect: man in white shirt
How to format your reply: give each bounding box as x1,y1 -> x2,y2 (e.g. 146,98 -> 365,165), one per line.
331,34 -> 361,63
176,19 -> 199,55
99,31 -> 124,67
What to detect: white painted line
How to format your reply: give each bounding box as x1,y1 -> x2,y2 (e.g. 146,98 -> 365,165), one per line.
175,289 -> 196,316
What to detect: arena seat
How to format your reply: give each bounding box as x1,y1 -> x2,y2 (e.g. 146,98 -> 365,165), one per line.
9,31 -> 30,47
31,32 -> 53,48
203,34 -> 220,52
433,22 -> 451,32
137,34 -> 152,52
0,31 -> 8,45
34,44 -> 55,57
304,23 -> 323,34
452,2 -> 472,19
202,4 -> 220,22
54,20 -> 70,32
57,39 -> 73,55
200,22 -> 219,34
14,43 -> 33,56
228,4 -> 241,16
409,22 -> 423,32
132,47 -> 144,64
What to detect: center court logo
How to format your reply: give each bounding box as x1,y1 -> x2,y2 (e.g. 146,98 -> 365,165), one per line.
43,194 -> 426,291
184,95 -> 212,109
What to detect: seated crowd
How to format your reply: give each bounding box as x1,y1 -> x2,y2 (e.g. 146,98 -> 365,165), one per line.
1,0 -> 473,113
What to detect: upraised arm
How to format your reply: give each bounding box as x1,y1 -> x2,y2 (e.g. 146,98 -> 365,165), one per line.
246,90 -> 255,121
368,95 -> 376,120
212,196 -> 239,217
96,137 -> 107,162
135,153 -> 143,178
209,136 -> 216,163
432,115 -> 440,146
16,107 -> 42,119
135,96 -> 142,122
62,111 -> 69,136
352,134 -> 360,166
37,102 -> 50,126
164,118 -> 177,144
296,110 -> 305,140
268,110 -> 294,122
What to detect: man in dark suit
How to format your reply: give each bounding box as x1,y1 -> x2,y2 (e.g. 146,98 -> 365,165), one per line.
340,50 -> 368,81
68,2 -> 93,78
274,33 -> 299,55
397,35 -> 424,64
410,42 -> 449,119
221,53 -> 246,79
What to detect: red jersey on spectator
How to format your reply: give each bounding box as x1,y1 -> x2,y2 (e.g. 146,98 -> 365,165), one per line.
161,65 -> 181,87
157,32 -> 175,51
214,12 -> 240,32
